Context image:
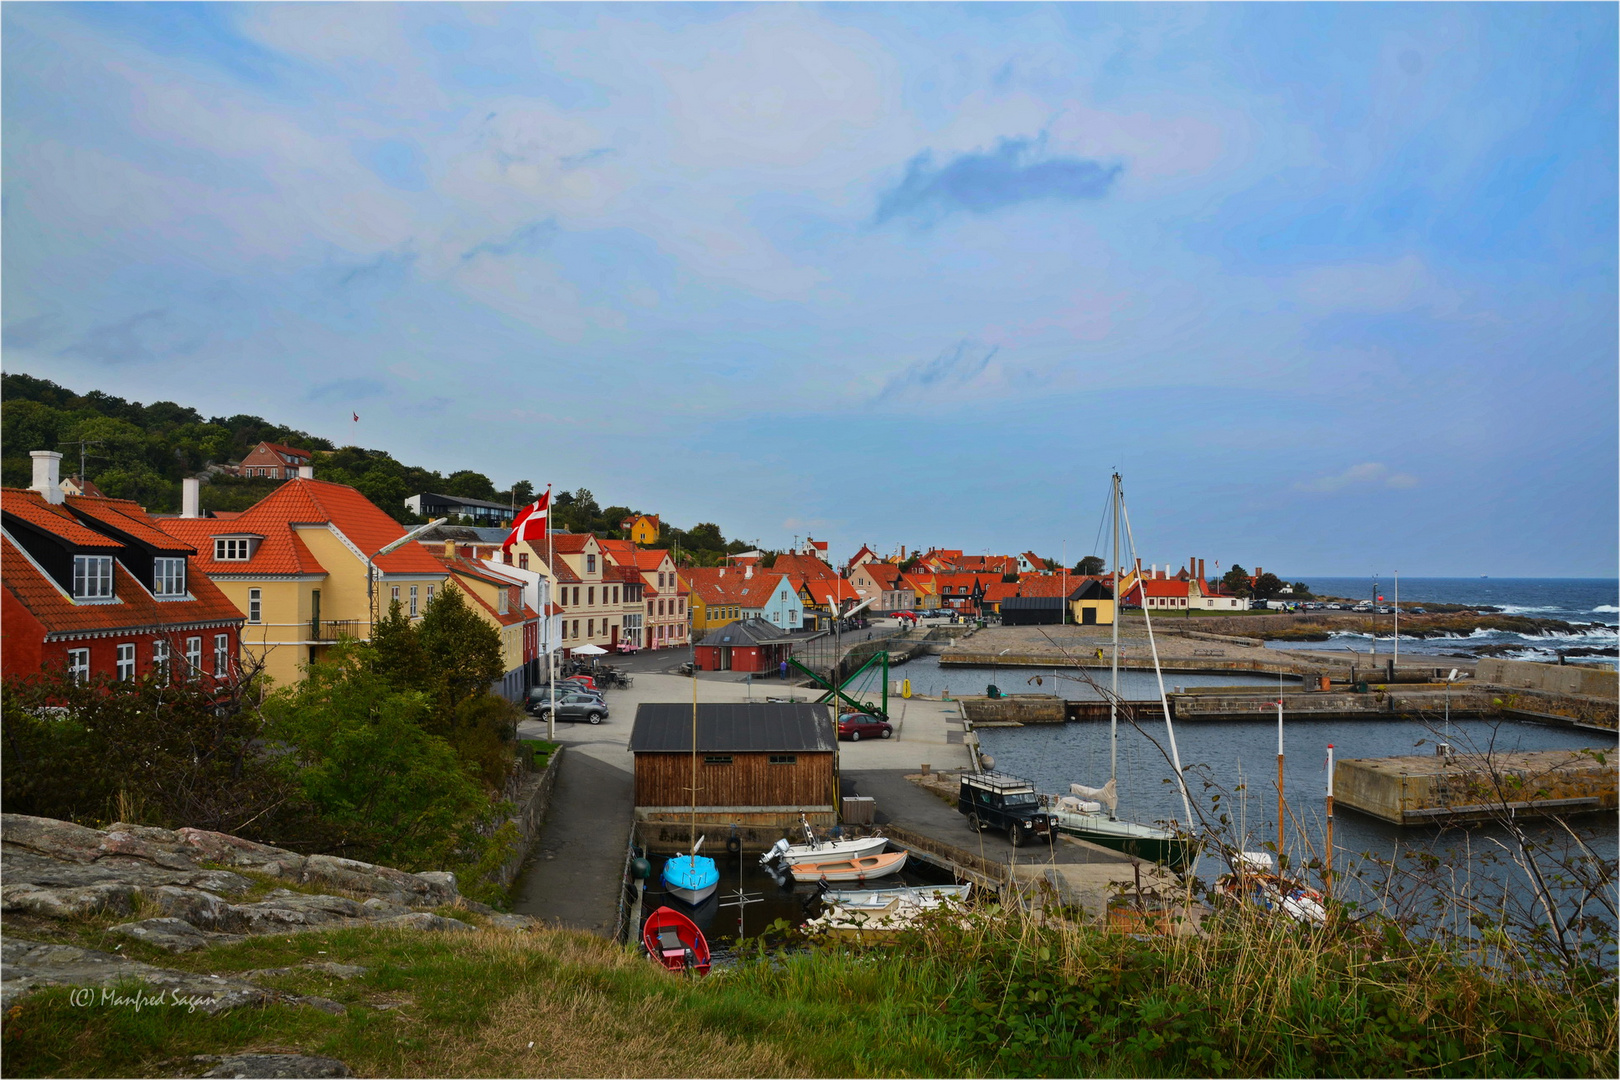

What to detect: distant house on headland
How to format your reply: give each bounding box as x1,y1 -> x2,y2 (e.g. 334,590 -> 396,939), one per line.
619,514 -> 660,545
232,442 -> 311,480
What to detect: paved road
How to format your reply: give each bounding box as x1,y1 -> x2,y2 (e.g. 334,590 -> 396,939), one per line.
508,749 -> 633,935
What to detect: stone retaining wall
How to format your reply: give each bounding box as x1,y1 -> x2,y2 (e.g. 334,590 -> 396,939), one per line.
960,694 -> 1066,724
493,746 -> 564,888
1476,658 -> 1618,700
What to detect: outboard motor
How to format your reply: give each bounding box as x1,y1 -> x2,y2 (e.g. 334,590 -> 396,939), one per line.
759,837 -> 791,866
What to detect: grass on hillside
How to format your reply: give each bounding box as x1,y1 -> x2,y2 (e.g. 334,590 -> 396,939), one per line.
4,898 -> 1613,1079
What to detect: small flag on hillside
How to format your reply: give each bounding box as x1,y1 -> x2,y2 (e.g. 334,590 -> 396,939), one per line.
504,486 -> 552,549
353,412 -> 359,422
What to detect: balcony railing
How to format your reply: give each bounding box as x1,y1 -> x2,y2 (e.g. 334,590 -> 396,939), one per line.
309,619 -> 363,641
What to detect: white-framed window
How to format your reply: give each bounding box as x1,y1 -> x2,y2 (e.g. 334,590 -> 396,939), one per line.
392,585 -> 400,604
67,647 -> 90,684
185,636 -> 202,678
426,585 -> 435,604
248,588 -> 262,623
518,554 -> 528,570
586,554 -> 596,573
214,634 -> 230,678
410,585 -> 419,617
498,588 -> 509,615
214,538 -> 251,561
153,639 -> 170,683
153,557 -> 186,597
116,643 -> 135,681
73,555 -> 114,599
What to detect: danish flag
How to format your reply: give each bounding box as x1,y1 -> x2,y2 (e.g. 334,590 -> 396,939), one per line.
503,486 -> 551,549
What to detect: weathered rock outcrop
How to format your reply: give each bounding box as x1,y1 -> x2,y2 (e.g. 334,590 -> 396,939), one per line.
1,814 -> 534,1014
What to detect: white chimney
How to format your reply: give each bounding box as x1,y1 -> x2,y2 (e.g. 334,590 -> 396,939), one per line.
182,478 -> 201,518
298,464 -> 314,479
30,451 -> 64,505
745,564 -> 753,579
718,568 -> 725,578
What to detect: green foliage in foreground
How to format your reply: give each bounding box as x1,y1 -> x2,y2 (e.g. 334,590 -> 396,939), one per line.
3,905 -> 1612,1079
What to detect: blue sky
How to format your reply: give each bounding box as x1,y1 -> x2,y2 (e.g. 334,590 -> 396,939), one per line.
4,2 -> 1615,576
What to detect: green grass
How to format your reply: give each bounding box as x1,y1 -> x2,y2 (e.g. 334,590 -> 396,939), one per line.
3,906 -> 1612,1078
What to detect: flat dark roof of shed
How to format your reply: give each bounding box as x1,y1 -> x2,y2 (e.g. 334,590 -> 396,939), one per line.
630,702 -> 836,754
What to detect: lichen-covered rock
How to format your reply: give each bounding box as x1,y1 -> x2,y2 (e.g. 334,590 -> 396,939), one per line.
372,912 -> 475,932
143,885 -> 236,929
2,937 -> 285,1013
175,827 -> 310,879
1,882 -> 136,918
299,855 -> 458,908
195,1052 -> 351,1078
106,917 -> 238,953
486,912 -> 539,931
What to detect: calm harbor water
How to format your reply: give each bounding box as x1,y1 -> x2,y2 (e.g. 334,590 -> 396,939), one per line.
886,654 -> 1295,701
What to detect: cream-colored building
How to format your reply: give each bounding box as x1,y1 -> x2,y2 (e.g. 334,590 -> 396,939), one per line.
158,476 -> 447,688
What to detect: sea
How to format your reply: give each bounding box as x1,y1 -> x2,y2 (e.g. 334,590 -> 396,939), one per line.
1274,576 -> 1619,668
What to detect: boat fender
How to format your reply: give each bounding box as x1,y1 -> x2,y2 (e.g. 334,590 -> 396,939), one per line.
725,833 -> 742,855
630,857 -> 653,881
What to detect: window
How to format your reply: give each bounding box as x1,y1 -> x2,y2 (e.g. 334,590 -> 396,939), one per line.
214,634 -> 230,678
588,619 -> 594,637
658,599 -> 665,616
410,585 -> 419,617
67,648 -> 90,685
185,636 -> 202,678
498,588 -> 509,615
780,591 -> 787,602
153,557 -> 186,597
768,755 -> 797,765
572,620 -> 579,638
519,554 -> 529,570
214,538 -> 251,561
248,588 -> 262,623
561,621 -> 569,639
679,599 -> 685,615
116,643 -> 135,681
588,586 -> 595,606
648,601 -> 654,615
153,639 -> 170,683
391,585 -> 400,605
572,587 -> 580,606
73,555 -> 114,599
704,755 -> 733,766
586,554 -> 596,573
612,586 -> 619,603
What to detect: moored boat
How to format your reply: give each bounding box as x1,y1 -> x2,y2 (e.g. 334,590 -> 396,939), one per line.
662,847 -> 720,906
761,833 -> 890,867
789,850 -> 908,884
1214,852 -> 1325,924
642,905 -> 712,974
819,883 -> 971,909
1043,799 -> 1197,872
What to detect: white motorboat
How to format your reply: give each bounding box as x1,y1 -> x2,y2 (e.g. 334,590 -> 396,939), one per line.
820,883 -> 971,910
761,833 -> 890,867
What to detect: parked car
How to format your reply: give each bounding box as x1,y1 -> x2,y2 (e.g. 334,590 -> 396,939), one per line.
530,692 -> 609,724
958,772 -> 1057,848
837,713 -> 893,741
527,684 -> 603,711
1410,607 -> 1428,614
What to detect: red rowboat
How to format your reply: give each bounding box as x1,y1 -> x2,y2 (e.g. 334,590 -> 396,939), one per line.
642,905 -> 711,975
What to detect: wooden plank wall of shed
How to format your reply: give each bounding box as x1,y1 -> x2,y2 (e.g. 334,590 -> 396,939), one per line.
635,752 -> 837,808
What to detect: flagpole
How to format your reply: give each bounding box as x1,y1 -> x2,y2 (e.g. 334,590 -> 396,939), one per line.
547,485 -> 556,742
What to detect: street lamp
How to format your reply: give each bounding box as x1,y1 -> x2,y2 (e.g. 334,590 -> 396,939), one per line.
367,518 -> 447,626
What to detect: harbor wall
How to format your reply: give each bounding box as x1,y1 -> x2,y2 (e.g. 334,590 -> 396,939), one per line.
1475,658 -> 1618,699
494,745 -> 565,888
1334,748 -> 1617,826
960,694 -> 1066,724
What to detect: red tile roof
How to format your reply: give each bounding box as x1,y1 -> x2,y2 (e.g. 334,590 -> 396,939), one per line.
67,496 -> 196,553
772,553 -> 836,581
2,489 -> 122,549
155,479 -> 445,578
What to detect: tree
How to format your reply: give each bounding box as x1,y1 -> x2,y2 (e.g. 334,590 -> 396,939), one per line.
1221,564 -> 1252,597
1075,555 -> 1105,576
1253,572 -> 1285,600
510,479 -> 535,506
1292,581 -> 1312,598
417,586 -> 504,713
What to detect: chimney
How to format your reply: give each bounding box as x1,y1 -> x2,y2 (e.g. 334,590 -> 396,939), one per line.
298,464 -> 314,479
30,451 -> 64,505
444,540 -> 455,557
719,568 -> 725,577
182,477 -> 201,518
1198,558 -> 1206,581
744,564 -> 753,579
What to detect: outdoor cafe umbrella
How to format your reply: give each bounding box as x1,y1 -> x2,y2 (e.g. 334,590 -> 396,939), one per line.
572,643 -> 608,656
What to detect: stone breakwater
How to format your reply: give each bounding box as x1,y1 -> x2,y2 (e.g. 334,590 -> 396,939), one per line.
0,813 -> 537,1014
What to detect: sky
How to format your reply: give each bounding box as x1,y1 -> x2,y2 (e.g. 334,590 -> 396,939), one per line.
3,2 -> 1616,578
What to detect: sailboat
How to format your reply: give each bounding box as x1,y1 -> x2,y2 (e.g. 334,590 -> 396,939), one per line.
660,661 -> 720,906
1043,473 -> 1196,873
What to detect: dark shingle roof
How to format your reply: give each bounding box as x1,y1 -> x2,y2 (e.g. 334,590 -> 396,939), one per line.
695,617 -> 798,647
630,702 -> 835,753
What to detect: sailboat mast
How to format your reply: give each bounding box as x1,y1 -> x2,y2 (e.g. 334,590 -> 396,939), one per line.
691,660 -> 698,852
1109,472 -> 1120,811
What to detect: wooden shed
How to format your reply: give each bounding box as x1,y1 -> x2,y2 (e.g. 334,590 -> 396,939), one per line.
693,617 -> 798,673
1067,579 -> 1115,626
630,702 -> 839,828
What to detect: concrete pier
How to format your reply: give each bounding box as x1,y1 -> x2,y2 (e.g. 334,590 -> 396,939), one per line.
1334,747 -> 1617,826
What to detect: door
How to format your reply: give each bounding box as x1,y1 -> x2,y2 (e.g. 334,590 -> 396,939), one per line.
719,647 -> 732,671
1082,606 -> 1097,625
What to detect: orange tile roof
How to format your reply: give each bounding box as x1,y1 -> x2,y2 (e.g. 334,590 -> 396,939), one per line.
67,496 -> 195,553
154,479 -> 445,578
546,533 -> 594,555
2,489 -> 122,549
772,553 -> 837,580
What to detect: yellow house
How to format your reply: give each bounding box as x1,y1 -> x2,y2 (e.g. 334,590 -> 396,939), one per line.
620,514 -> 660,545
158,477 -> 447,688
680,566 -> 745,633
1067,579 -> 1116,627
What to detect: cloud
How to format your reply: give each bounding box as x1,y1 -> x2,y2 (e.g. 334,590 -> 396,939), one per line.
880,339 -> 1000,398
307,378 -> 386,404
460,220 -> 560,262
3,314 -> 61,350
337,248 -> 418,290
1293,462 -> 1420,493
875,137 -> 1122,224
59,309 -> 173,365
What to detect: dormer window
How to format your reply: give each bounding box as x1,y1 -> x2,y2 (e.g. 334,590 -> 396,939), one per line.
215,537 -> 252,561
153,557 -> 186,597
586,554 -> 596,574
73,555 -> 114,600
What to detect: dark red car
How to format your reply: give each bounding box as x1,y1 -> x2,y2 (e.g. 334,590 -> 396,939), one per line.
837,713 -> 893,741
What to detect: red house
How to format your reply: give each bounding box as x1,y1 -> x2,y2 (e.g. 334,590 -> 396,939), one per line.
2,452 -> 244,686
693,617 -> 797,673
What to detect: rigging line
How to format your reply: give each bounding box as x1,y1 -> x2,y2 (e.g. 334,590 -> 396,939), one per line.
1089,481 -> 1110,560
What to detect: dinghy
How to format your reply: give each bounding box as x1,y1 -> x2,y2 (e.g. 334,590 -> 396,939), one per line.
642,905 -> 712,974
788,849 -> 908,884
819,883 -> 970,909
661,835 -> 720,906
